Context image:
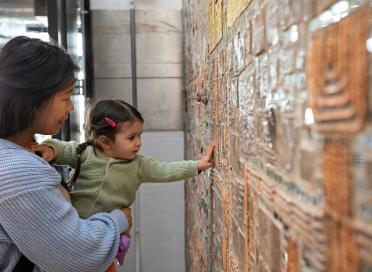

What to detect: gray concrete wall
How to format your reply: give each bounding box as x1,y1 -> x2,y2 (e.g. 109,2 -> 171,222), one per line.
91,0 -> 184,130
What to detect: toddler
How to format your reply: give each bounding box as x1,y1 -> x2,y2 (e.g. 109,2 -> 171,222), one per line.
32,99 -> 214,271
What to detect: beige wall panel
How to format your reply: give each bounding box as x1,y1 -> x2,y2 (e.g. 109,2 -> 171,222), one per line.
94,78 -> 133,101
137,78 -> 183,130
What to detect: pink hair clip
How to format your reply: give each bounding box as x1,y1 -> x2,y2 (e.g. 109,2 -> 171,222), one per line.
104,117 -> 117,128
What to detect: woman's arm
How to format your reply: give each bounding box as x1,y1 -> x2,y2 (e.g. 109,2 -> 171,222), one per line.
0,153 -> 129,272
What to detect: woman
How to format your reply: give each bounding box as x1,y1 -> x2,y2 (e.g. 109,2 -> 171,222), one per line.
0,36 -> 132,272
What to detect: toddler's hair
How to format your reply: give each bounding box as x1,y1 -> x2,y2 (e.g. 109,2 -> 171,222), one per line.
68,100 -> 143,188
86,99 -> 143,145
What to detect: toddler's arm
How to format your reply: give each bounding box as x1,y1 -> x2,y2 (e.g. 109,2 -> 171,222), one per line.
138,141 -> 215,183
40,139 -> 80,168
30,143 -> 56,162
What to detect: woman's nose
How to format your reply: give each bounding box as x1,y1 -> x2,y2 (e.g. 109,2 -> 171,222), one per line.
68,99 -> 74,112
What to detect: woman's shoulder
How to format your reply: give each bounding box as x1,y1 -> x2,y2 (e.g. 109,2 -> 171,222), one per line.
0,139 -> 60,186
0,139 -> 46,165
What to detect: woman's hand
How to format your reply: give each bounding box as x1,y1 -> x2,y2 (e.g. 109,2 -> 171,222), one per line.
58,184 -> 71,202
30,143 -> 56,162
121,207 -> 132,235
197,141 -> 215,171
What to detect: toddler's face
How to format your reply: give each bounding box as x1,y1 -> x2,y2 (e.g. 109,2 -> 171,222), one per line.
110,119 -> 143,160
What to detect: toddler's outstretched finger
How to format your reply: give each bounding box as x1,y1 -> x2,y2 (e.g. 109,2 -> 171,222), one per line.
206,142 -> 215,159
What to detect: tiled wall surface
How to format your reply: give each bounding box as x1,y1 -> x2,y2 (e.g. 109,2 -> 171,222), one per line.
183,0 -> 372,271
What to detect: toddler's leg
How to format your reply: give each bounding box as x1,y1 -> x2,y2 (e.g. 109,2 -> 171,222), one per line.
105,234 -> 131,271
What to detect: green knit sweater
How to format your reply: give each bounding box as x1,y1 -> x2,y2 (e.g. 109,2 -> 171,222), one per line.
44,139 -> 198,218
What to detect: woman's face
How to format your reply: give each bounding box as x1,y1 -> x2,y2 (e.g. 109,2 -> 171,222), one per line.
33,82 -> 74,135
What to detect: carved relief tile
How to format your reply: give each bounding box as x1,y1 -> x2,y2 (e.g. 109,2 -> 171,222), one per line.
208,0 -> 222,53
307,5 -> 369,134
233,31 -> 246,73
226,0 -> 236,27
279,0 -> 304,29
287,239 -> 298,272
266,1 -> 280,47
314,0 -> 336,15
245,21 -> 252,64
252,7 -> 266,55
352,128 -> 372,223
323,139 -> 352,215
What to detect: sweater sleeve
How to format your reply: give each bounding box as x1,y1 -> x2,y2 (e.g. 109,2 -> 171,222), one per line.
43,139 -> 79,168
137,155 -> 199,183
0,153 -> 128,272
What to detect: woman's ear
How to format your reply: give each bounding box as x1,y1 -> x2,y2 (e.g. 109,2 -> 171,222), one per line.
97,135 -> 113,151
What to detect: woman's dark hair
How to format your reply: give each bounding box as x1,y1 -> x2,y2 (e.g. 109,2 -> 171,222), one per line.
86,99 -> 144,145
0,36 -> 79,138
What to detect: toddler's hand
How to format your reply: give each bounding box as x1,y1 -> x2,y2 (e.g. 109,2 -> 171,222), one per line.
197,142 -> 215,171
30,143 -> 55,162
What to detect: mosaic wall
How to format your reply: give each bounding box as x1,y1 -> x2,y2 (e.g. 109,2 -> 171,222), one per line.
183,0 -> 372,271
